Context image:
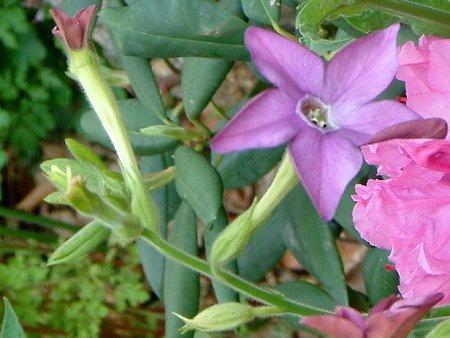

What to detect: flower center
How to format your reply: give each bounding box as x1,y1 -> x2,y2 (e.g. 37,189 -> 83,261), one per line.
296,95 -> 333,130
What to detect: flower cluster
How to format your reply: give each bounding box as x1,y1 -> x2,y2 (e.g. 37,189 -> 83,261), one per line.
353,35 -> 450,304
353,138 -> 450,303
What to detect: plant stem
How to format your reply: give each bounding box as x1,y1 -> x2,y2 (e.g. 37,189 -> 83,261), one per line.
69,49 -> 159,233
363,0 -> 450,28
140,229 -> 331,317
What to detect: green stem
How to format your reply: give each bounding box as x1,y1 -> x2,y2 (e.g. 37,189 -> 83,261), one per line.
363,0 -> 450,28
69,49 -> 159,233
140,229 -> 331,317
0,206 -> 78,232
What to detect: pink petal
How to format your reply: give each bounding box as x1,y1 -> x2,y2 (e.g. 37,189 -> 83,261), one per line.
301,316 -> 364,338
407,92 -> 450,117
429,40 -> 450,91
210,89 -> 300,153
245,27 -> 324,99
289,130 -> 363,220
323,24 -> 400,112
333,100 -> 419,144
398,41 -> 426,66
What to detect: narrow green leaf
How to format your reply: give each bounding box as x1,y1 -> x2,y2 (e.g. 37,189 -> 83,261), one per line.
363,248 -> 399,305
182,58 -> 232,120
0,298 -> 26,338
215,145 -> 284,189
237,210 -> 286,282
80,99 -> 178,156
425,318 -> 450,338
47,221 -> 110,266
281,185 -> 348,305
119,56 -> 166,120
100,0 -> 249,60
242,0 -> 280,24
412,318 -> 449,338
174,146 -> 223,225
165,202 -> 199,338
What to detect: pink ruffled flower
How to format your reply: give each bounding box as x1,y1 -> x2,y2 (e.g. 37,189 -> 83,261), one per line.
211,25 -> 420,220
301,293 -> 442,338
397,36 -> 450,138
353,138 -> 450,304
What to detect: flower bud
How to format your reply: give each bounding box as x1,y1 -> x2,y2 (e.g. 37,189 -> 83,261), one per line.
174,303 -> 280,333
210,199 -> 257,269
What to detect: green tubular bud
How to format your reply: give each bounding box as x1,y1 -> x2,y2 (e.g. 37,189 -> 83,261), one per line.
47,220 -> 110,266
65,138 -> 107,171
65,175 -> 142,243
175,303 -> 281,333
140,125 -> 204,141
68,47 -> 159,233
65,175 -> 101,214
210,199 -> 258,269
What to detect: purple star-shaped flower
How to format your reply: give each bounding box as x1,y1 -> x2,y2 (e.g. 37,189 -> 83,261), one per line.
211,25 -> 420,220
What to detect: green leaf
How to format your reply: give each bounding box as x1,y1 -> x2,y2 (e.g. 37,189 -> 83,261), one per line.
48,221 -> 110,266
411,319 -> 449,338
341,10 -> 397,34
182,58 -> 232,120
118,56 -> 166,120
333,164 -> 372,242
174,146 -> 223,225
296,0 -> 361,42
237,210 -> 286,282
281,185 -> 348,305
276,281 -> 337,311
60,0 -> 102,16
0,298 -> 26,338
80,99 -> 178,156
242,0 -> 281,25
164,202 -> 199,338
275,281 -> 337,329
100,0 -> 249,60
425,318 -> 450,338
215,145 -> 284,189
363,248 -> 399,305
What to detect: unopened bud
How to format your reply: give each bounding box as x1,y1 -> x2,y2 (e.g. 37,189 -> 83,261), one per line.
175,303 -> 280,333
210,199 -> 257,269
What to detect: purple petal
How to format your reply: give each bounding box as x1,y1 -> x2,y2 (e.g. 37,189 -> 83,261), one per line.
289,129 -> 363,220
245,27 -> 324,99
323,24 -> 400,112
211,89 -> 300,153
333,100 -> 420,145
336,306 -> 366,331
